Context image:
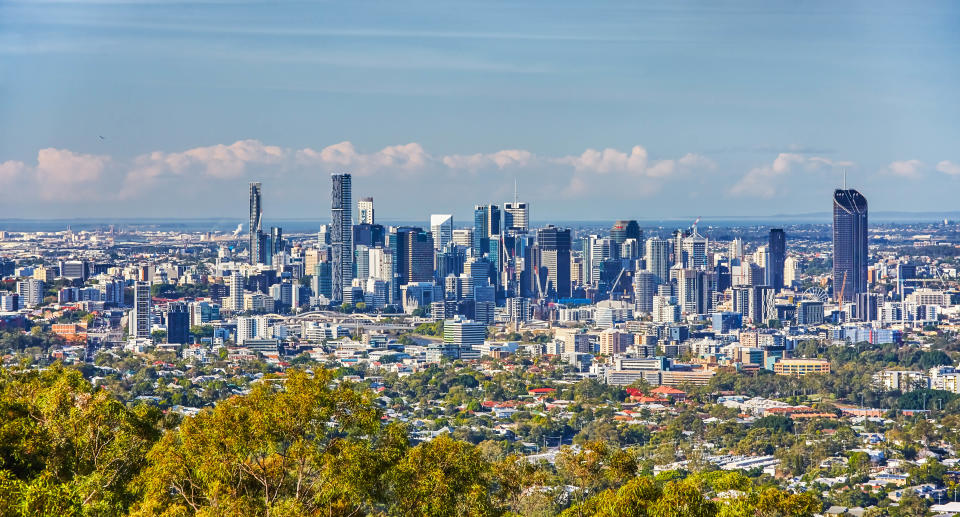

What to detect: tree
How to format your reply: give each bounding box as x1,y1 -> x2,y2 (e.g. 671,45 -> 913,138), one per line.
0,365 -> 161,516
387,434 -> 497,516
190,325 -> 214,338
133,370 -> 399,516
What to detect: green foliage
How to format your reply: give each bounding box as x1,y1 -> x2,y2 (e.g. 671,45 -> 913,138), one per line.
895,389 -> 959,410
0,365 -> 824,516
0,365 -> 161,516
414,320 -> 444,336
919,349 -> 953,370
753,415 -> 794,433
189,325 -> 214,338
150,283 -> 210,299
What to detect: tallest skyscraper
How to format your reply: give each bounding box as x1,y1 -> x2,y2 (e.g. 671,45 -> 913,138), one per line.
249,182 -> 263,265
833,187 -> 868,302
331,173 -> 353,304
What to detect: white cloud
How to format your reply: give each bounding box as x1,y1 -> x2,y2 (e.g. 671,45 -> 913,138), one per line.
0,160 -> 27,185
936,160 -> 960,176
1,139 -> 716,208
296,141 -> 431,175
558,146 -> 649,174
139,139 -> 287,179
730,153 -> 848,198
35,148 -> 110,200
442,149 -> 533,170
886,159 -> 924,178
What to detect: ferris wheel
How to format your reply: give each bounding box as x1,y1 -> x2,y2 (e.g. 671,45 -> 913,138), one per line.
802,286 -> 829,303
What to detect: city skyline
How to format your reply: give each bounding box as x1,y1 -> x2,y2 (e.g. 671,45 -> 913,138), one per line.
2,1 -> 960,218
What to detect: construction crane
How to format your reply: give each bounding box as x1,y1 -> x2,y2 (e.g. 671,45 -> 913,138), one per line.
838,270 -> 847,303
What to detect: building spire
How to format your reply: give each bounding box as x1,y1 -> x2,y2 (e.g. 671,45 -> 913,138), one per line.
514,177 -> 518,206
843,168 -> 847,190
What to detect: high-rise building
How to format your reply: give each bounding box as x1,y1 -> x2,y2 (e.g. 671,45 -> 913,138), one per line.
503,202 -> 529,232
767,229 -> 786,291
430,214 -> 454,251
645,237 -> 670,284
443,317 -> 487,348
354,244 -> 370,281
728,238 -> 744,260
314,262 -> 333,299
270,227 -> 284,256
353,223 -> 385,248
357,197 -> 375,225
682,228 -> 708,270
16,279 -> 44,308
331,173 -> 353,303
166,302 -> 190,344
535,225 -> 571,298
633,270 -> 657,313
394,227 -> 434,285
677,268 -> 715,315
249,182 -> 263,265
748,285 -> 776,325
130,281 -> 151,338
833,188 -> 868,302
506,297 -> 530,323
452,229 -> 474,248
473,204 -> 500,255
59,260 -> 89,281
784,256 -> 800,287
228,271 -> 244,311
611,220 -> 642,247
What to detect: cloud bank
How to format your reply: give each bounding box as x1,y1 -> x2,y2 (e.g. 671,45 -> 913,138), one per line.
5,140 -> 717,204
729,153 -> 853,198
2,139 -> 954,218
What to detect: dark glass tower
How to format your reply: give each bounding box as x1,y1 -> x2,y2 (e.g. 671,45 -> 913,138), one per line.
394,227 -> 434,285
610,220 -> 641,245
833,189 -> 868,302
249,182 -> 263,265
166,302 -> 190,344
331,174 -> 353,303
535,225 -> 572,299
767,228 -> 785,291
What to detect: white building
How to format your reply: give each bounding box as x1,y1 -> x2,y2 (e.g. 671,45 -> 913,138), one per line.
16,278 -> 44,308
430,214 -> 454,251
228,271 -> 244,312
129,281 -> 151,338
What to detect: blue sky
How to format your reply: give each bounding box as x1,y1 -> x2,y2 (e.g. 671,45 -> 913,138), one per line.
1,0 -> 958,221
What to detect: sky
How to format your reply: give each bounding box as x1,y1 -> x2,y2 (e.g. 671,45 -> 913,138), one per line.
1,0 -> 959,223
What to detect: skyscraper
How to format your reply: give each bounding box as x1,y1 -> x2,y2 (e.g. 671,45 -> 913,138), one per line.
535,225 -> 571,298
249,182 -> 263,265
682,228 -> 708,270
473,204 -> 501,256
430,214 -> 454,251
645,237 -> 670,284
166,302 -> 189,344
833,188 -> 868,302
358,197 -> 374,224
394,227 -> 434,285
130,281 -> 151,338
610,220 -> 641,245
331,173 -> 353,304
503,202 -> 529,232
473,205 -> 488,255
633,270 -> 657,313
228,271 -> 244,311
767,228 -> 786,291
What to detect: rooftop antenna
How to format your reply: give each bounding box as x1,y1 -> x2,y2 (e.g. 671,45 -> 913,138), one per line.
514,178 -> 518,206
843,168 -> 847,190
